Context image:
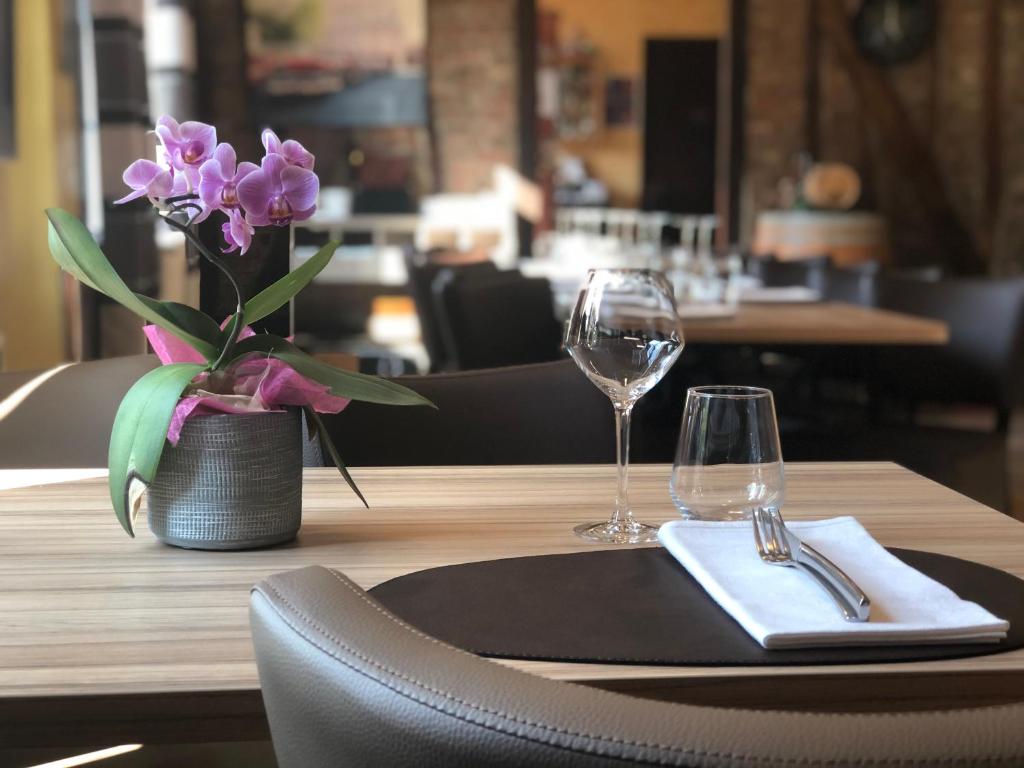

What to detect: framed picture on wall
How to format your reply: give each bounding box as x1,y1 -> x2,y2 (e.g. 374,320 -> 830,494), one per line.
0,0 -> 14,157
604,76 -> 636,127
244,0 -> 427,127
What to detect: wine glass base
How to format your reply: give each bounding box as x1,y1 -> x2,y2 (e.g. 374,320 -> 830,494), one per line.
573,519 -> 661,545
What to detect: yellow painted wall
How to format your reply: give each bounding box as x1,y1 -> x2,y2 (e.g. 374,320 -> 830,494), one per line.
541,0 -> 728,207
0,0 -> 71,371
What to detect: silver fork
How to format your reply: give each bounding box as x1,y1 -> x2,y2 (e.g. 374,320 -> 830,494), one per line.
752,506 -> 871,622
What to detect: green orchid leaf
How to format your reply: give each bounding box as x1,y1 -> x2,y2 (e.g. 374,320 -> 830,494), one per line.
108,363 -> 204,536
48,221 -> 102,292
46,208 -> 219,360
229,334 -> 435,408
243,240 -> 339,326
305,407 -> 368,508
135,297 -> 223,351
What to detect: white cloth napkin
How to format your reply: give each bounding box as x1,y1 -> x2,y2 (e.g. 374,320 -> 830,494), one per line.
658,517 -> 1009,649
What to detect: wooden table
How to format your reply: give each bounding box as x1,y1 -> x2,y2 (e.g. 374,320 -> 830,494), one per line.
1,463 -> 1021,750
681,302 -> 948,345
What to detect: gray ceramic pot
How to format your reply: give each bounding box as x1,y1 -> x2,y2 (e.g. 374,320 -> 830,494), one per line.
147,410 -> 303,550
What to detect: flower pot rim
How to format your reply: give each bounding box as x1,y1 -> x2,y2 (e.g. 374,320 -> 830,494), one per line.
183,408 -> 299,422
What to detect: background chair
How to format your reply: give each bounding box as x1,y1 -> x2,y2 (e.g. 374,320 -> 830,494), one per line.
404,250 -> 498,372
0,355 -> 158,468
874,275 -> 1024,431
823,261 -> 879,306
433,267 -> 563,371
317,358 -> 617,465
747,254 -> 830,293
0,355 -> 324,469
251,565 -> 1024,768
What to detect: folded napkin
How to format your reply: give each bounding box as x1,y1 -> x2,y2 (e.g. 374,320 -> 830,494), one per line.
658,517 -> 1009,649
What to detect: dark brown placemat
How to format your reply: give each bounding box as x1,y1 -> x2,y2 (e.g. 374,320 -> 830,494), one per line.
368,547 -> 1024,665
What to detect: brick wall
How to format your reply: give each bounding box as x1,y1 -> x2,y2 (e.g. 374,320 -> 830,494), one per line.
743,0 -> 1024,274
428,0 -> 521,193
743,0 -> 810,232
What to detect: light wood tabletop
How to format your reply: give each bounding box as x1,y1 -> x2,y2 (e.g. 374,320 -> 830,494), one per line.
680,302 -> 949,345
1,463 -> 1021,749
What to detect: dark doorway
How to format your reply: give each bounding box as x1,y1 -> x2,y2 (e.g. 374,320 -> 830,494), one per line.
642,39 -> 718,213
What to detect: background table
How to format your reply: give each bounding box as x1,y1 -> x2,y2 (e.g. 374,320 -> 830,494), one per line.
751,210 -> 888,266
680,302 -> 948,345
0,463 -> 1020,751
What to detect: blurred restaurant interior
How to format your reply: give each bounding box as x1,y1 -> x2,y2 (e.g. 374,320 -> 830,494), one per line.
3,0 -> 1020,511
2,0 -> 1024,763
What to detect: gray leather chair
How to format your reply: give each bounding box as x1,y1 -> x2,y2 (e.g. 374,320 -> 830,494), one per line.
747,255 -> 830,294
823,261 -> 879,306
433,267 -> 563,371
875,275 -> 1024,431
0,355 -> 323,468
0,355 -> 159,468
317,359 -> 618,465
251,565 -> 1024,767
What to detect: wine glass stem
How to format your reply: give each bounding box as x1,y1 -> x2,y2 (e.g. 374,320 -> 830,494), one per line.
612,402 -> 634,526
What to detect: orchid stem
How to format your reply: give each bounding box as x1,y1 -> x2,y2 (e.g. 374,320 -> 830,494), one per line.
159,206 -> 245,371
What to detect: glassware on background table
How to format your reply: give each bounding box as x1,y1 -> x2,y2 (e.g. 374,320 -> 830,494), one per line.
670,386 -> 784,521
565,269 -> 685,543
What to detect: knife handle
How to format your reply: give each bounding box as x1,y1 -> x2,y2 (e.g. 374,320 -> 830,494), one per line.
798,543 -> 871,622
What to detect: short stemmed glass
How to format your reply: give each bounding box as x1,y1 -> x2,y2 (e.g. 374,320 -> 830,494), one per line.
565,269 -> 685,543
670,386 -> 785,521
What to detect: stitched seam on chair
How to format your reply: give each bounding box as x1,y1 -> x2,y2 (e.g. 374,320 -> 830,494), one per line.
262,582 -> 708,761
256,582 -> 1018,767
325,570 -> 1019,719
321,572 -> 1023,761
327,569 -> 468,649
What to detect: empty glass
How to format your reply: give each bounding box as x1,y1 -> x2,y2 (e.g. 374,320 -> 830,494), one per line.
670,386 -> 784,521
566,269 -> 685,543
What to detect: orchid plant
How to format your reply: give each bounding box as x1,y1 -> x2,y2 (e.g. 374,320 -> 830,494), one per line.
46,116 -> 433,538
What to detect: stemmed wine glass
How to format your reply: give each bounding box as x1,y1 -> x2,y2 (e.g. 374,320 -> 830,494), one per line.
565,269 -> 685,543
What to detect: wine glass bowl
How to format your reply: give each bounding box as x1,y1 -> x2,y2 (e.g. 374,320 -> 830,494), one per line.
670,386 -> 785,522
565,269 -> 685,543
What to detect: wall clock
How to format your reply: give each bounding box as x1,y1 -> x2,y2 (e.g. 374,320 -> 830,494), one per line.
853,0 -> 937,66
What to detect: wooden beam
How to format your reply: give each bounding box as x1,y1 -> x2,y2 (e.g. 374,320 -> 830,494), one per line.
723,0 -> 747,245
804,0 -> 820,158
982,0 -> 1003,252
817,0 -> 984,274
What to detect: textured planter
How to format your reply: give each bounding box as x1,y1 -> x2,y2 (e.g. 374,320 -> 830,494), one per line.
147,410 -> 303,550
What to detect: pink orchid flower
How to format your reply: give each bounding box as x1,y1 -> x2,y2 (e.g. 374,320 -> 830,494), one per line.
261,128 -> 315,170
154,115 -> 217,190
220,209 -> 254,254
197,143 -> 258,219
197,143 -> 258,252
114,159 -> 175,205
237,153 -> 319,228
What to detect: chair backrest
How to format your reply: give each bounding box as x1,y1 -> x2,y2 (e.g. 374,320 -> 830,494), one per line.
823,261 -> 879,306
433,268 -> 563,371
889,265 -> 945,282
317,358 -> 615,465
0,355 -> 159,468
404,252 -> 498,372
251,565 -> 1024,768
0,355 -> 325,468
875,275 -> 1024,413
749,255 -> 830,293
